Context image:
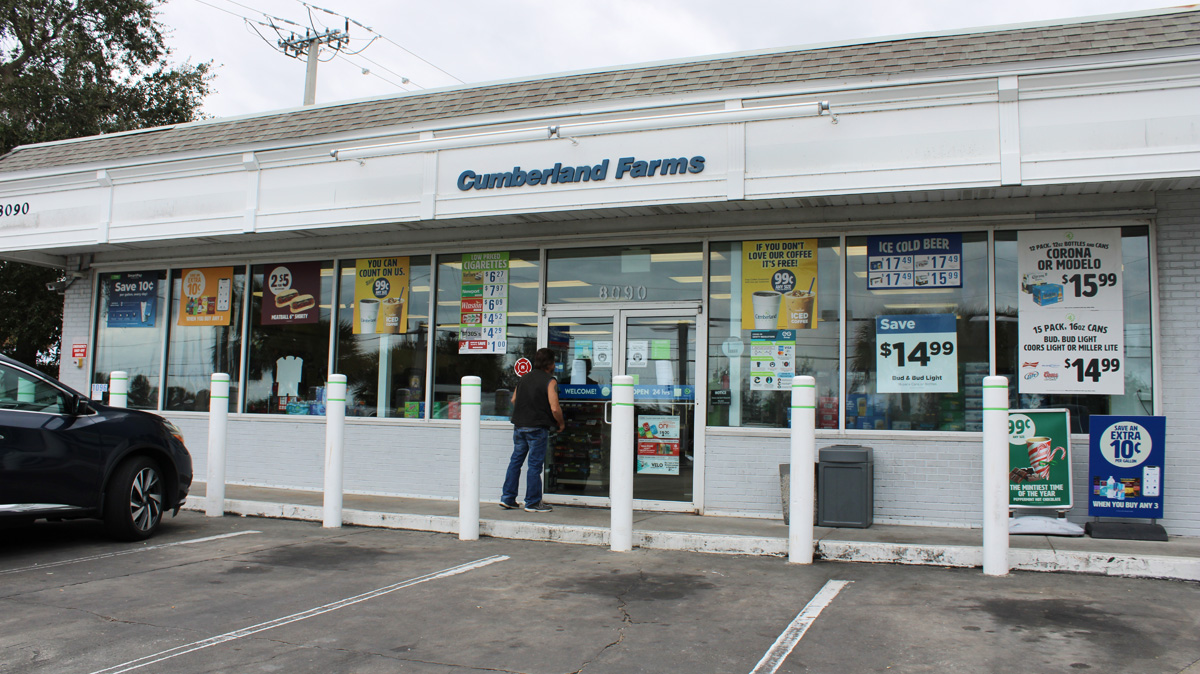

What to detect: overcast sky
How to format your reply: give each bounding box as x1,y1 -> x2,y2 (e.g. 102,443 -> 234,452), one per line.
159,0 -> 1187,119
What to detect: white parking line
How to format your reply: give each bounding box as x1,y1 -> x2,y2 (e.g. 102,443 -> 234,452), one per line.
0,530 -> 262,576
750,579 -> 852,674
87,554 -> 510,674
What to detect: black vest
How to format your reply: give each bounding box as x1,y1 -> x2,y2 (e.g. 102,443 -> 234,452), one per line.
510,369 -> 556,428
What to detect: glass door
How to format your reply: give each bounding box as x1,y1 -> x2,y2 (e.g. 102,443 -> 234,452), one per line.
541,307 -> 697,509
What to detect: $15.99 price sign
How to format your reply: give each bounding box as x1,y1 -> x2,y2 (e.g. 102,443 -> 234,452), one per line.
1017,228 -> 1125,395
875,314 -> 958,393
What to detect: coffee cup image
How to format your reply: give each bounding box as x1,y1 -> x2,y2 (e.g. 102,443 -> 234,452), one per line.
358,298 -> 380,334
783,289 -> 816,329
1026,436 -> 1066,479
379,294 -> 405,334
751,290 -> 782,329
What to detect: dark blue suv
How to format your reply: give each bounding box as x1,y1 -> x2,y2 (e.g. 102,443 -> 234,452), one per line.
0,354 -> 192,540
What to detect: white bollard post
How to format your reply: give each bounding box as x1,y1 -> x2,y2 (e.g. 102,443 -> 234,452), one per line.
982,375 -> 1010,576
323,374 -> 347,528
789,376 -> 817,564
459,376 -> 481,541
109,371 -> 128,408
206,373 -> 230,517
610,375 -> 635,552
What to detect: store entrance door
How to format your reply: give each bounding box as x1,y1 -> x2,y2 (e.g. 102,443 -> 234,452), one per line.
541,307 -> 698,510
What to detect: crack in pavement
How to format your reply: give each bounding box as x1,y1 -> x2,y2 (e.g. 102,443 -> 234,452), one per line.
569,568 -> 644,674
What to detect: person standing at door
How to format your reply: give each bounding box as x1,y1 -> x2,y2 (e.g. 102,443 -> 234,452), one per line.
502,348 -> 566,512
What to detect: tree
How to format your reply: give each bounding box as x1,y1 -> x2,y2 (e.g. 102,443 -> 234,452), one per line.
0,0 -> 213,373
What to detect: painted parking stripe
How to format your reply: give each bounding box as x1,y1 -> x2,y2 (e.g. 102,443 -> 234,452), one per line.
750,579 -> 852,674
0,530 -> 261,576
87,555 -> 510,674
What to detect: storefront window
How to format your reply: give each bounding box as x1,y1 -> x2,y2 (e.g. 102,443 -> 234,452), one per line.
165,266 -> 246,411
707,238 -> 842,428
244,261 -> 335,414
845,232 -> 989,431
335,256 -> 431,418
995,226 -> 1153,433
432,250 -> 540,419
546,243 -> 702,304
93,270 -> 168,409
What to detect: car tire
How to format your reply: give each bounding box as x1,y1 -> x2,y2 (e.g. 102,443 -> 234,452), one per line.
104,456 -> 166,541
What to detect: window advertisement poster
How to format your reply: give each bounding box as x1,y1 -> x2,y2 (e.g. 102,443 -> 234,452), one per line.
636,414 -> 680,475
593,341 -> 613,369
106,272 -> 157,328
875,314 -> 958,393
750,330 -> 795,391
1088,415 -> 1165,518
178,267 -> 233,326
459,252 -> 509,354
353,256 -> 410,334
867,234 -> 963,289
627,340 -> 649,368
1008,409 -> 1073,509
741,239 -> 819,330
261,261 -> 321,325
1017,228 -> 1124,395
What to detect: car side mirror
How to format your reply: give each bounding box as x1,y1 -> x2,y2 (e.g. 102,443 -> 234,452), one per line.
71,396 -> 95,416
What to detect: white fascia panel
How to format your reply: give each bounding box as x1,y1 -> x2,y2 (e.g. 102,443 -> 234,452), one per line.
257,153 -> 423,218
109,171 -> 247,242
0,187 -> 105,252
254,202 -> 422,232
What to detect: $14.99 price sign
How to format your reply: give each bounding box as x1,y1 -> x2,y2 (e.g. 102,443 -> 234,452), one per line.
875,314 -> 958,393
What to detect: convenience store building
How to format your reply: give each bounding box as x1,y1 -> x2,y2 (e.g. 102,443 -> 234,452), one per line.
2,9 -> 1198,535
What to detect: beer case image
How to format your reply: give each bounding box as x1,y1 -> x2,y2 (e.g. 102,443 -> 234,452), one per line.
1031,283 -> 1063,306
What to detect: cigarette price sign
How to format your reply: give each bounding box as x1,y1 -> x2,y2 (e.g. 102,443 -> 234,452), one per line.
867,234 -> 962,289
875,314 -> 958,393
460,252 -> 508,354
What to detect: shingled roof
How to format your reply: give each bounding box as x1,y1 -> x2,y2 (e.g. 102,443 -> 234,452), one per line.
2,8 -> 1197,174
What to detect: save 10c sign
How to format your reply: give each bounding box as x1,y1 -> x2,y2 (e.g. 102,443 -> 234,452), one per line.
1088,415 -> 1165,518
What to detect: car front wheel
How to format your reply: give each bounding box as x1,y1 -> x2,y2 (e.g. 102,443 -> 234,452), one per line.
104,457 -> 165,541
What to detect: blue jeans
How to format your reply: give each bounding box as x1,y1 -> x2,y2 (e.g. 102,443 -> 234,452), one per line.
503,427 -> 548,507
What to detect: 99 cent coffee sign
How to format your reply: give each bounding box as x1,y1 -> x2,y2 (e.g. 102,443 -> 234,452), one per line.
1017,228 -> 1124,395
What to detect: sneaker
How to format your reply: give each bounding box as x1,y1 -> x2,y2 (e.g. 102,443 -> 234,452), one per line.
524,502 -> 553,513
498,501 -> 518,510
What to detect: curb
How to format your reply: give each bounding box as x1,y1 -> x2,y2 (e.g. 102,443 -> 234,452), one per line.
182,499 -> 1199,581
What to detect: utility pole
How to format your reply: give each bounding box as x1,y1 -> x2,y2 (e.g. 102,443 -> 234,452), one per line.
279,21 -> 349,106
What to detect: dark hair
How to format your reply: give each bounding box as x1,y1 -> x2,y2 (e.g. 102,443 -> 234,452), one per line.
533,348 -> 555,371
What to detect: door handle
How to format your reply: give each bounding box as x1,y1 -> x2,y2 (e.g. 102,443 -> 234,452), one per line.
603,400 -> 611,425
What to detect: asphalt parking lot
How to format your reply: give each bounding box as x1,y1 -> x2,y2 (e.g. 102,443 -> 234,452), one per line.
2,511 -> 1199,674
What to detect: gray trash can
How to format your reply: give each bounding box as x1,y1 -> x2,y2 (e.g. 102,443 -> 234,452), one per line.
817,445 -> 873,528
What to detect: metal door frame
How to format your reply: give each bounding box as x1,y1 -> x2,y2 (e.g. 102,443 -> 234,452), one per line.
539,303 -> 701,512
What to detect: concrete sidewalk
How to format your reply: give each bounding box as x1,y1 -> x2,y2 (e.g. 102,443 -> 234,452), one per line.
184,482 -> 1200,582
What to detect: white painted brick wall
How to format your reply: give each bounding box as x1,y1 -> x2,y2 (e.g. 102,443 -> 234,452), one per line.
58,273 -> 93,392
1152,190 -> 1200,537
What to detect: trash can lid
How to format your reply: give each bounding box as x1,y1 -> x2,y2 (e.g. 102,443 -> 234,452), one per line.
819,445 -> 873,462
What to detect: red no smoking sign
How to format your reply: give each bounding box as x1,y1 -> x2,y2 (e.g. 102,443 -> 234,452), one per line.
514,357 -> 532,376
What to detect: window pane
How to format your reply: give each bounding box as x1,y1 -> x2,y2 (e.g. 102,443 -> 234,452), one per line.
0,364 -> 66,414
845,233 -> 989,431
165,268 -> 245,411
94,271 -> 167,409
546,243 -> 702,304
432,250 -> 540,419
335,256 -> 431,418
707,239 -> 842,428
245,262 -> 334,414
995,226 -> 1152,433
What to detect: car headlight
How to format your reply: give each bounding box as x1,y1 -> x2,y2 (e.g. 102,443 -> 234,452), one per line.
162,419 -> 186,445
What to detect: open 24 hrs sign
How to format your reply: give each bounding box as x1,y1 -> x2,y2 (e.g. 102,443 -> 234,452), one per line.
876,314 -> 958,393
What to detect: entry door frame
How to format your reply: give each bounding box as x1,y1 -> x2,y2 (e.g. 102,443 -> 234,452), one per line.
539,302 -> 703,512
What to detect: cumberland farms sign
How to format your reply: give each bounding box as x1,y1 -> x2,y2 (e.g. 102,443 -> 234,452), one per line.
456,154 -> 706,191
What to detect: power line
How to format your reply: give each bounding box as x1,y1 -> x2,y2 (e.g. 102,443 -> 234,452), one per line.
289,0 -> 463,84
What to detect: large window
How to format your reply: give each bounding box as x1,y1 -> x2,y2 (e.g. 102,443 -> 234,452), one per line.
335,256 -> 431,418
244,261 -> 335,414
546,243 -> 702,304
432,250 -> 540,419
845,233 -> 990,431
707,239 -> 842,428
94,270 -> 168,409
995,226 -> 1153,433
165,267 -> 246,411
